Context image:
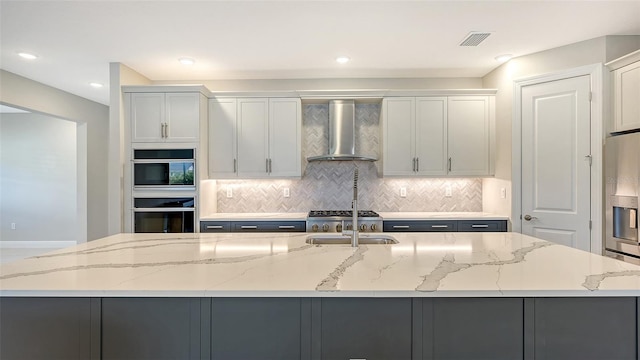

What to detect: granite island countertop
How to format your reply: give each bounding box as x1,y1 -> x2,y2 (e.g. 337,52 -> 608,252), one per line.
1,232 -> 639,297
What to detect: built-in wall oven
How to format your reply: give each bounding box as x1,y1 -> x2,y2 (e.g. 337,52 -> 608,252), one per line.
604,131 -> 640,265
133,149 -> 195,189
133,197 -> 195,233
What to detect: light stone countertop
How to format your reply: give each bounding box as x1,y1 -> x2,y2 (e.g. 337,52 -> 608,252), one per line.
1,232 -> 639,297
200,212 -> 508,221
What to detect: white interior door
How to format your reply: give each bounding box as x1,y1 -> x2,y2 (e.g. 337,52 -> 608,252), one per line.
521,75 -> 591,251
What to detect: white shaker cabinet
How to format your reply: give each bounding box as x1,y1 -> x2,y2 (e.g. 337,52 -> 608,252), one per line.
447,96 -> 493,176
382,95 -> 494,177
130,92 -> 201,143
208,97 -> 301,178
382,97 -> 447,176
608,50 -> 640,133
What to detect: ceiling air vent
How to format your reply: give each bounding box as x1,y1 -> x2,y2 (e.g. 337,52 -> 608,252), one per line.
459,32 -> 492,46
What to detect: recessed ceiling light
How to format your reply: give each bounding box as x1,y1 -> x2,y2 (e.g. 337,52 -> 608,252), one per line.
18,52 -> 38,60
495,54 -> 513,62
89,82 -> 104,88
336,56 -> 350,64
179,57 -> 195,66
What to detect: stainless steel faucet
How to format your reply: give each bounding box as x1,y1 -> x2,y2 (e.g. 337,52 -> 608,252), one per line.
342,168 -> 359,247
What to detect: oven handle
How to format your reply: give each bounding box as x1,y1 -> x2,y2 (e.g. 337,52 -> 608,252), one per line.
133,207 -> 195,212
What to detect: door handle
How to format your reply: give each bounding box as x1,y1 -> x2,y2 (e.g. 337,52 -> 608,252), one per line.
523,215 -> 538,221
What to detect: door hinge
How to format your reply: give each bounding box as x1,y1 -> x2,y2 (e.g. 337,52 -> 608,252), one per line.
585,154 -> 592,166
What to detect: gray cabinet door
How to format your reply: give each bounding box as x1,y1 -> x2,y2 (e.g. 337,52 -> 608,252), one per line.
425,298 -> 524,360
457,220 -> 507,232
211,298 -> 309,359
318,298 -> 412,360
101,298 -> 201,360
534,297 -> 637,360
0,297 -> 93,360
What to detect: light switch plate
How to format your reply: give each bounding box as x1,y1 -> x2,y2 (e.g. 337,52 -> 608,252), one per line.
283,188 -> 290,198
400,187 -> 407,198
226,188 -> 233,198
445,185 -> 452,197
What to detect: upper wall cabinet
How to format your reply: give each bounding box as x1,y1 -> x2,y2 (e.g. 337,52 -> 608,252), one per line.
382,94 -> 494,177
209,97 -> 301,179
130,92 -> 201,143
608,50 -> 640,133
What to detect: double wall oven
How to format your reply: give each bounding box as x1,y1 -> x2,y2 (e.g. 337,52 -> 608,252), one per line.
130,148 -> 197,233
605,132 -> 640,265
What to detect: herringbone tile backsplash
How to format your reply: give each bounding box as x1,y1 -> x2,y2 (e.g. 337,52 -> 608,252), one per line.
215,104 -> 482,213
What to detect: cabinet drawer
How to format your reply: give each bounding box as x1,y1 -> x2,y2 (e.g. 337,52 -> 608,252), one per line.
457,220 -> 507,232
383,220 -> 457,232
230,221 -> 306,232
200,221 -> 231,232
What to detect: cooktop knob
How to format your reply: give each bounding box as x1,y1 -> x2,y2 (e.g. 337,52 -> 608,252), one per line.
346,223 -> 353,230
360,224 -> 367,231
322,224 -> 329,232
311,224 -> 319,232
336,224 -> 343,232
371,224 -> 377,231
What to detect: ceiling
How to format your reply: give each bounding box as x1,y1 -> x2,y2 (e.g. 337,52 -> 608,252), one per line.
1,1 -> 639,106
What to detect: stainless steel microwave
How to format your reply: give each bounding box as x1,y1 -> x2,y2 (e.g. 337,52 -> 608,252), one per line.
133,149 -> 195,189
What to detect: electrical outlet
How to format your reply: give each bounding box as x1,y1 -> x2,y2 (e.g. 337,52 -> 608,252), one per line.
500,188 -> 507,199
283,188 -> 290,198
400,187 -> 407,198
226,188 -> 233,198
445,185 -> 452,197
11,222 -> 16,230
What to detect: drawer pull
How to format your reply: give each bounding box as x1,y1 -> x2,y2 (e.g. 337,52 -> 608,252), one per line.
206,225 -> 223,229
240,226 -> 258,229
430,225 -> 449,228
471,224 -> 489,228
393,225 -> 410,229
278,225 -> 296,229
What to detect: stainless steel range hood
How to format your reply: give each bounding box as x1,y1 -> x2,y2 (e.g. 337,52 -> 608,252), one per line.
307,100 -> 377,162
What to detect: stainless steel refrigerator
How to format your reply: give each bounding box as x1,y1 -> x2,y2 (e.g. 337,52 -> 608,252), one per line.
604,131 -> 640,264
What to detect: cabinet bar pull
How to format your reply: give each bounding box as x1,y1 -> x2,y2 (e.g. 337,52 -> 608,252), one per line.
412,158 -> 416,172
430,225 -> 449,228
416,157 -> 419,172
240,225 -> 258,229
393,225 -> 410,229
165,123 -> 169,138
206,225 -> 223,229
269,158 -> 272,173
471,224 -> 489,228
266,159 -> 269,173
448,157 -> 452,172
278,225 -> 296,229
161,123 -> 165,138
233,159 -> 237,173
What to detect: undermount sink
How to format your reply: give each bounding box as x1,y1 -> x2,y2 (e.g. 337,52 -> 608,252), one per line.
305,234 -> 398,245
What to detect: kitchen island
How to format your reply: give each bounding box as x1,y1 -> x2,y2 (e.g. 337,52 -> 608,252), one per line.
1,232 -> 639,359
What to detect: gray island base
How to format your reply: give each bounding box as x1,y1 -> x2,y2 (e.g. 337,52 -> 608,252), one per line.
1,232 -> 639,359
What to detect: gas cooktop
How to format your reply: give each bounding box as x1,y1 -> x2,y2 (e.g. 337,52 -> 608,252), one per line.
307,210 -> 380,218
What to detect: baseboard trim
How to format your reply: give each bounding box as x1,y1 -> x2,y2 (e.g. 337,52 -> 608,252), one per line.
0,241 -> 76,249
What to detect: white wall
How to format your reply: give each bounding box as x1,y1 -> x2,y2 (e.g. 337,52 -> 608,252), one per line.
0,113 -> 78,244
481,35 -> 640,221
108,63 -> 152,235
0,70 -> 109,242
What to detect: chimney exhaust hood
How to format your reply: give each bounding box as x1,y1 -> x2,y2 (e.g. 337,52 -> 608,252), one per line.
307,100 -> 377,162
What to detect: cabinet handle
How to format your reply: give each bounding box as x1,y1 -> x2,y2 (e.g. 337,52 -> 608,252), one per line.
240,225 -> 258,229
266,159 -> 269,173
278,225 -> 296,229
233,159 -> 237,173
416,157 -> 419,172
448,157 -> 452,172
471,224 -> 489,228
430,225 -> 449,228
269,158 -> 272,173
161,123 -> 165,138
412,158 -> 416,172
165,123 -> 169,138
206,225 -> 223,229
393,225 -> 410,229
